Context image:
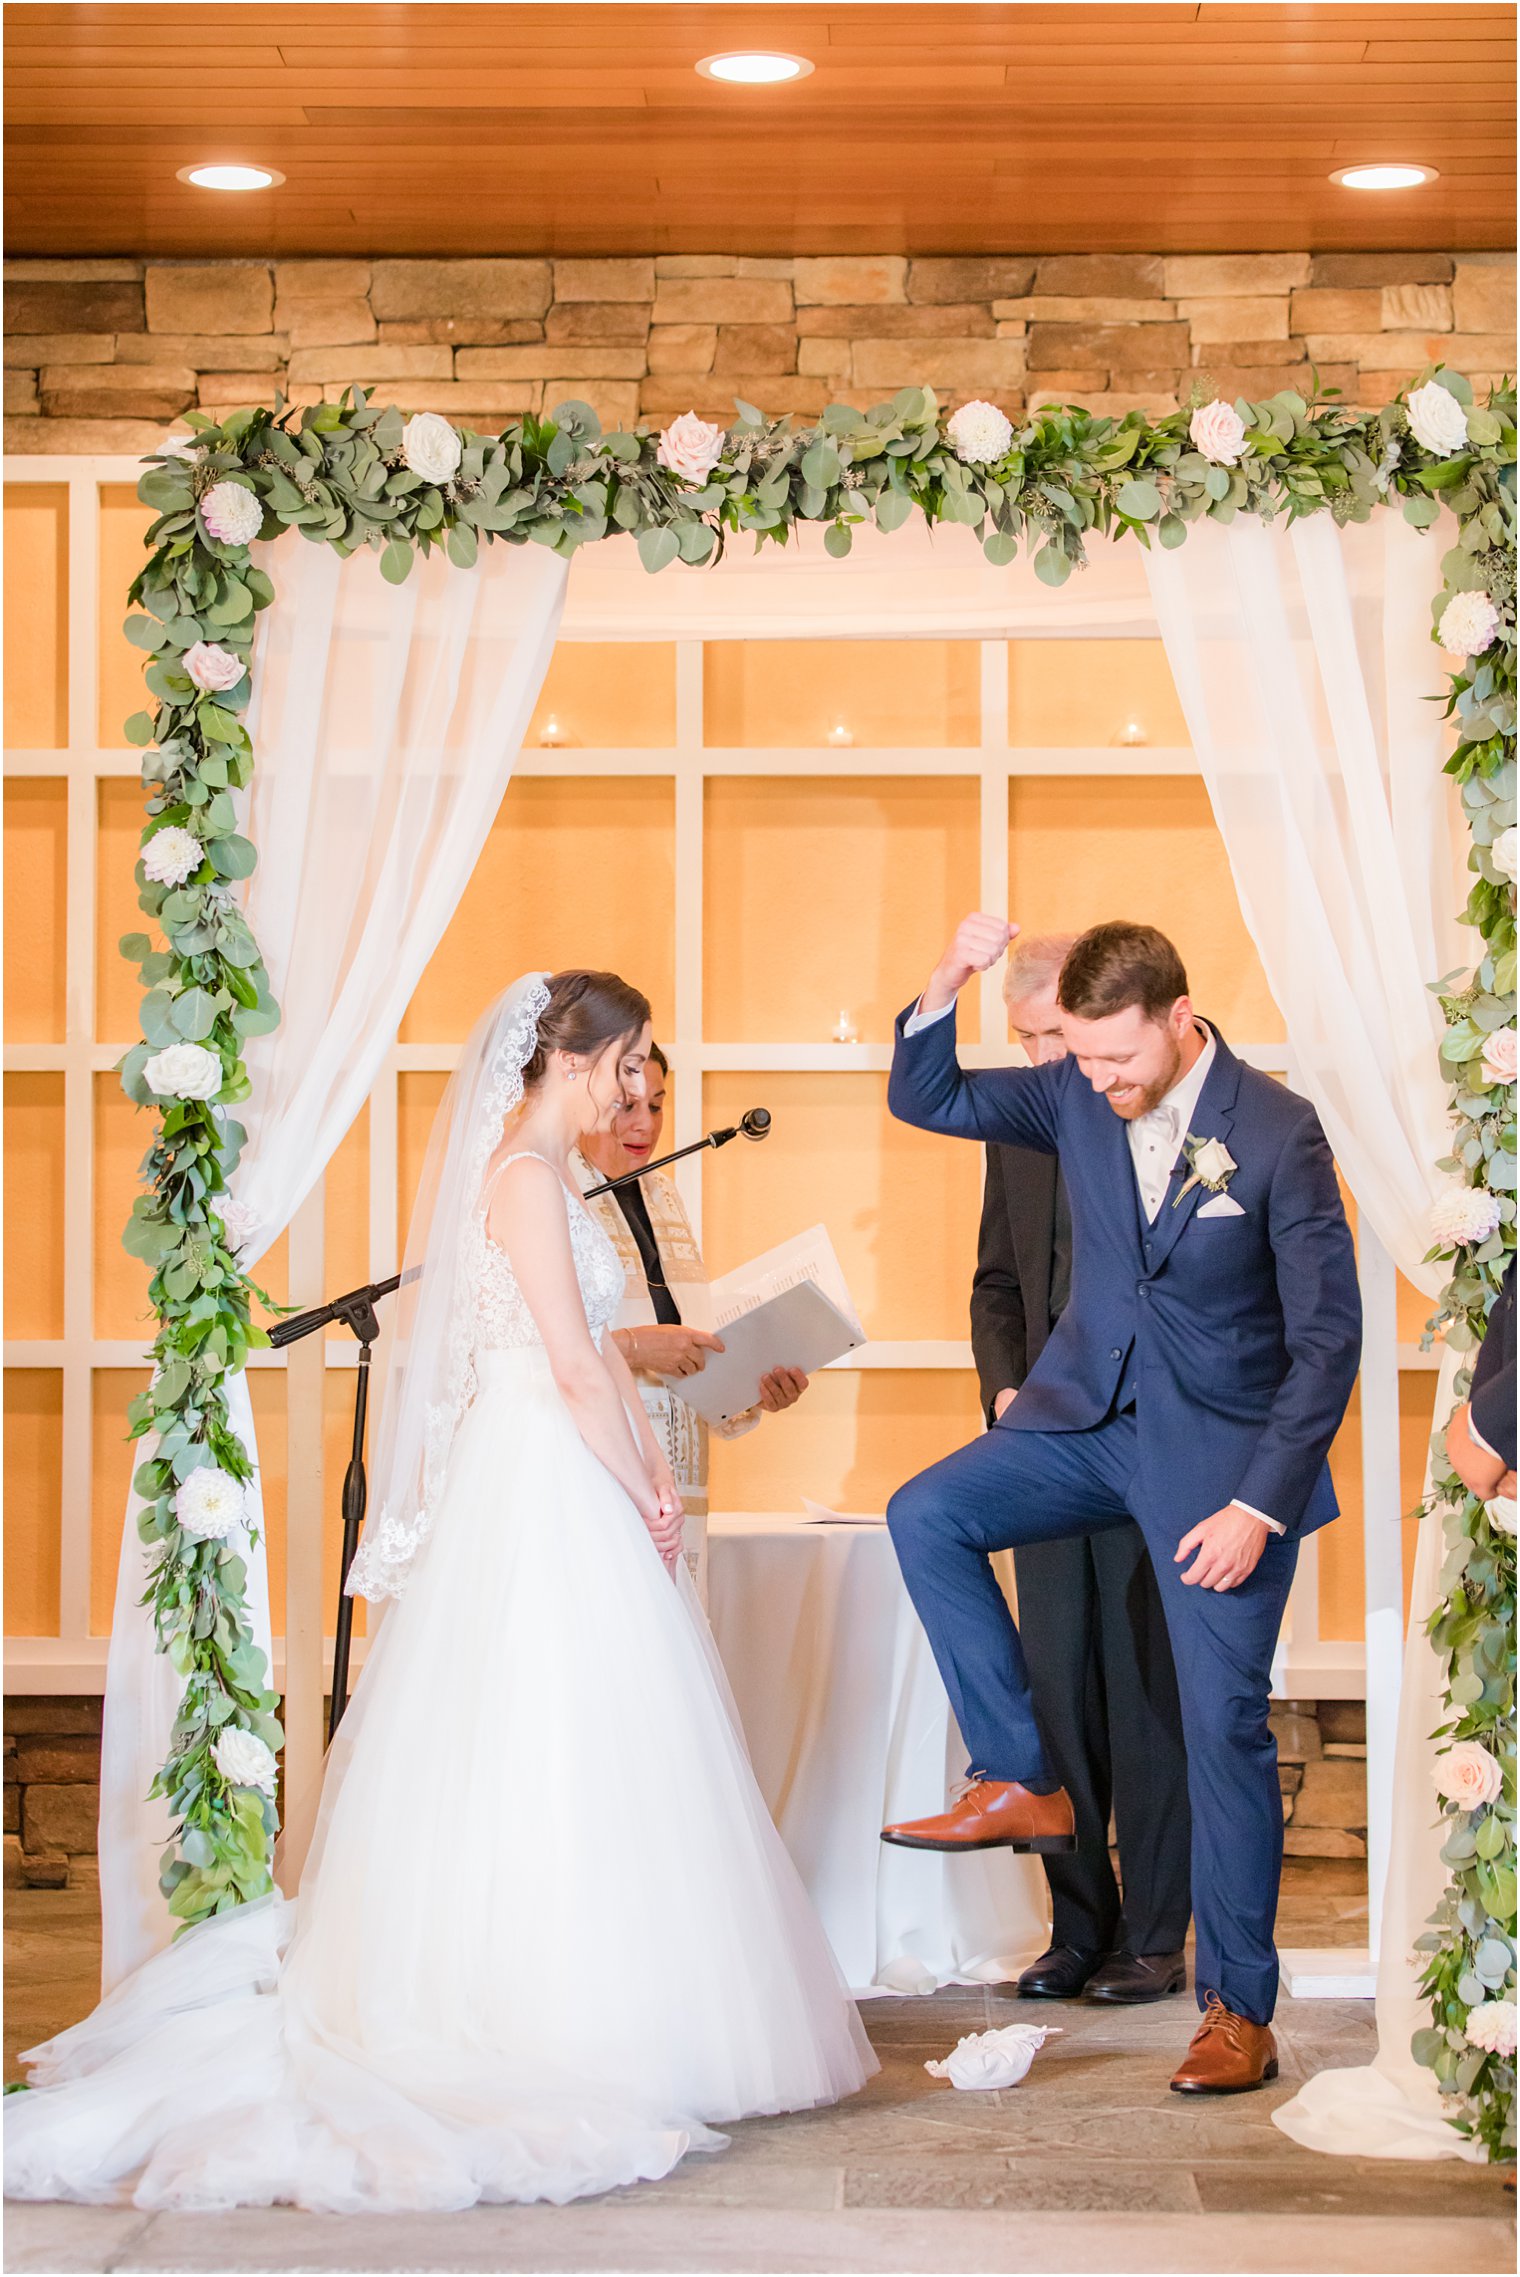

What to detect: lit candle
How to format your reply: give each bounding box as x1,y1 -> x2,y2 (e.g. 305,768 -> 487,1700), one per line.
826,721 -> 854,747
831,1010 -> 859,1044
1114,718 -> 1149,747
539,713 -> 564,747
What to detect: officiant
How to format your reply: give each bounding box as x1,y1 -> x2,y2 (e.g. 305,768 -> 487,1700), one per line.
574,1044 -> 810,1591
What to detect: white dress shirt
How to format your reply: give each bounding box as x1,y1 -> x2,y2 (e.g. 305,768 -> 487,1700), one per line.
904,996 -> 1283,1533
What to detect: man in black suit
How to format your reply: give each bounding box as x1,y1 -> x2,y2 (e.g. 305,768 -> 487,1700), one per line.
970,934 -> 1193,2003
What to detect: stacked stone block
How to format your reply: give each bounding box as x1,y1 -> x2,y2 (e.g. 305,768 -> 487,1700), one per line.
4,250 -> 1512,454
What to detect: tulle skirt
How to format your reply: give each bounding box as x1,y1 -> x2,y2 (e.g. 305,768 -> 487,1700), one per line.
5,1349 -> 876,2212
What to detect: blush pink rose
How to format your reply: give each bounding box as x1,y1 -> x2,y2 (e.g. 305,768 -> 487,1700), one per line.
656,412 -> 727,484
1432,1740 -> 1503,1810
184,641 -> 245,694
1189,399 -> 1248,466
1480,1025 -> 1516,1089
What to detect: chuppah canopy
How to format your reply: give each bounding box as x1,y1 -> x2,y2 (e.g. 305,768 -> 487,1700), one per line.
100,372 -> 1510,2163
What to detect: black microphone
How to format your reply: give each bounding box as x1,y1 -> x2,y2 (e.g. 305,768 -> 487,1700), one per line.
582,1110 -> 772,1198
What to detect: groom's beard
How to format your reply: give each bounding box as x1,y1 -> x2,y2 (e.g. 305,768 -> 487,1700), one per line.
1103,1033 -> 1184,1120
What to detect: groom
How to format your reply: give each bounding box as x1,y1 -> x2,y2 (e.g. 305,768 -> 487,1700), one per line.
882,914 -> 1361,2094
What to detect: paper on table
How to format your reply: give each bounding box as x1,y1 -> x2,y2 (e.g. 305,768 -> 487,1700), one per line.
800,1497 -> 885,1527
660,1225 -> 866,1426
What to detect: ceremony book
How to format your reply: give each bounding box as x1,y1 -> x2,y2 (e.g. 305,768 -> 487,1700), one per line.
662,1226 -> 866,1425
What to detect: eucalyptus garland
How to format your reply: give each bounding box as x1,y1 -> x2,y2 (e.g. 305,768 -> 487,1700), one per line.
119,369 -> 1514,2159
1408,380 -> 1517,2164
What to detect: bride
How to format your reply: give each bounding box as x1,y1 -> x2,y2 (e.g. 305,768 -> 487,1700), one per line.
6,970 -> 876,2212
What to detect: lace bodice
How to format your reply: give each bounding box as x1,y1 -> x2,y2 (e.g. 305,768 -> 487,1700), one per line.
477,1152 -> 626,1352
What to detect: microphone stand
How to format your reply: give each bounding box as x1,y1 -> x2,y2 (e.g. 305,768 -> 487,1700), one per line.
268,1109 -> 769,1741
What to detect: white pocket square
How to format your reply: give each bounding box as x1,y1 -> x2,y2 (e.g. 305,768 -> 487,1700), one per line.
1197,1193 -> 1245,1218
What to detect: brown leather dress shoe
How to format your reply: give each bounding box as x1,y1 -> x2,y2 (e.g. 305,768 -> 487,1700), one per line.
881,1780 -> 1077,1854
1169,1993 -> 1279,2094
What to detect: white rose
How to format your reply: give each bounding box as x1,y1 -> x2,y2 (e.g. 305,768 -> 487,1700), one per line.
211,1725 -> 278,1795
183,641 -> 245,695
1481,1025 -> 1517,1090
924,2022 -> 1058,2091
141,825 -> 202,888
1464,2000 -> 1518,2061
1432,1739 -> 1504,1810
175,1465 -> 247,1542
143,1042 -> 222,1101
1189,399 -> 1248,466
656,411 -> 727,485
946,399 -> 1014,466
1438,589 -> 1501,657
401,411 -> 463,486
1485,1494 -> 1516,1538
1429,1184 -> 1504,1248
199,480 -> 264,548
216,1197 -> 261,1256
1491,826 -> 1517,883
1407,381 -> 1469,459
1192,1137 -> 1237,1187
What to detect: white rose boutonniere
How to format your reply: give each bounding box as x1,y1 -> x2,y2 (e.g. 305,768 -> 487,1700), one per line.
1173,1133 -> 1238,1210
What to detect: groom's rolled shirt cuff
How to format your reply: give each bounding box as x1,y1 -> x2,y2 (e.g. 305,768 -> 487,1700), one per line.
903,996 -> 956,1037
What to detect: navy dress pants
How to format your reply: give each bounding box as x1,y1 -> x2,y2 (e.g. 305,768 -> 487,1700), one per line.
886,1414 -> 1298,2025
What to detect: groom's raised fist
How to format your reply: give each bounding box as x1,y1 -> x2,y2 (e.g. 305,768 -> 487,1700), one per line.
922,914 -> 1019,1015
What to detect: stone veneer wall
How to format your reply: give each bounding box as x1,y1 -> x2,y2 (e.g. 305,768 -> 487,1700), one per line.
4,250 -> 1514,455
5,1695 -> 1366,1890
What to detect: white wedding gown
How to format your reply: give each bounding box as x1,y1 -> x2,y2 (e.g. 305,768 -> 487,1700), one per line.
6,1156 -> 875,2212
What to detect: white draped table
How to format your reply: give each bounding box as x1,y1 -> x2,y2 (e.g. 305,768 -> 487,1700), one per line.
706,1511 -> 1049,1998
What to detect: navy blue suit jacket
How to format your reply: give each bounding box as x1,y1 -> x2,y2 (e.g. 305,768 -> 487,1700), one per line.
890,1006 -> 1361,1539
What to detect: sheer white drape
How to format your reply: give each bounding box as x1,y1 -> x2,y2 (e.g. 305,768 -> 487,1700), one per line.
1146,512 -> 1463,1291
99,539 -> 567,1991
1146,513 -> 1478,2158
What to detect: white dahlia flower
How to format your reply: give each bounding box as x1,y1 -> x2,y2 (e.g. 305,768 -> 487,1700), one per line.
1464,2000 -> 1517,2061
1438,590 -> 1501,657
175,1465 -> 248,1542
1429,1186 -> 1504,1248
211,1726 -> 278,1795
199,480 -> 264,547
946,399 -> 1014,465
141,825 -> 202,888
143,1042 -> 222,1101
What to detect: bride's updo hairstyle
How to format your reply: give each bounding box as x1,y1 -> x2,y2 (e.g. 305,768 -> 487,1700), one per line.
522,968 -> 651,1089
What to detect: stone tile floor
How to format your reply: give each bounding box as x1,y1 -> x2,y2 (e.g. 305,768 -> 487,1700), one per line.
4,1862 -> 1513,2274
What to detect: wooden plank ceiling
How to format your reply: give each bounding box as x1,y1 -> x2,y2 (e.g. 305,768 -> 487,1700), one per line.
5,2 -> 1515,257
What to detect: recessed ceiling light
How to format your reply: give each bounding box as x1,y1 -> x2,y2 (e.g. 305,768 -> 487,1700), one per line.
696,52 -> 813,85
1330,163 -> 1438,190
177,163 -> 285,192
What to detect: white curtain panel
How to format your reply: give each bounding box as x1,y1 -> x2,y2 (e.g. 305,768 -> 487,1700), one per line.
99,539 -> 568,1990
1144,510 -> 1464,1291
1146,512 -> 1479,2159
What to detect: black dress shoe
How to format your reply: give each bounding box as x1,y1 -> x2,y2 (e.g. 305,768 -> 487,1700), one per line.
1014,1944 -> 1103,1999
1085,1948 -> 1188,2003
